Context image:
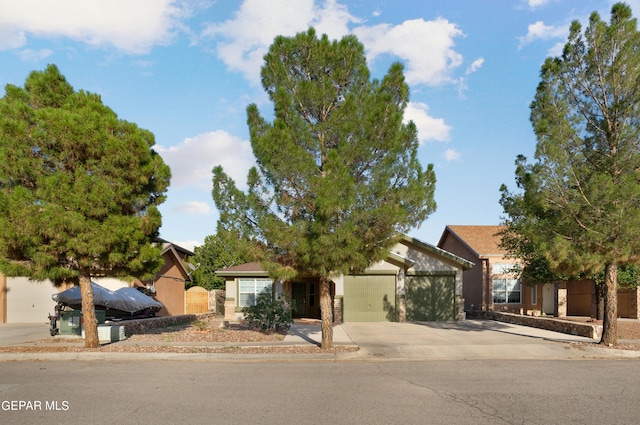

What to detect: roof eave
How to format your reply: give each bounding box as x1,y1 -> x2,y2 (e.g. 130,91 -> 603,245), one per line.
400,233 -> 475,270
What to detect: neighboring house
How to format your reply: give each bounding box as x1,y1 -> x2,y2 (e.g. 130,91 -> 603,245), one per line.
216,234 -> 474,323
437,225 -> 551,316
152,240 -> 195,317
437,225 -> 640,319
0,240 -> 194,323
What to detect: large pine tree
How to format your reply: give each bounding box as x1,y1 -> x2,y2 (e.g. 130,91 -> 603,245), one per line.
213,29 -> 436,348
0,65 -> 171,347
500,3 -> 640,346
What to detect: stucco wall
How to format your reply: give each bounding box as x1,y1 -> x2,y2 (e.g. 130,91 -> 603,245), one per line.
5,278 -> 56,323
439,236 -> 484,310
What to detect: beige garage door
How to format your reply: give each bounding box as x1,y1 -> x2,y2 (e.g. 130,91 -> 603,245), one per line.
343,275 -> 396,322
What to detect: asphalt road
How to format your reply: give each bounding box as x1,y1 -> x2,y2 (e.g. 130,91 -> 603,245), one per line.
1,359 -> 640,424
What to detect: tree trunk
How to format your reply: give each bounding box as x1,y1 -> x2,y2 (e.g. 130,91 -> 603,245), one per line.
319,276 -> 333,350
600,262 -> 618,346
79,273 -> 99,348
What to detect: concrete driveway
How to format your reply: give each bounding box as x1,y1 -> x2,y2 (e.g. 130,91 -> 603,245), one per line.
338,320 -> 602,360
0,322 -> 51,346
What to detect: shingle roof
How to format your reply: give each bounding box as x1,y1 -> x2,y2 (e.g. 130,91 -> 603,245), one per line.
219,262 -> 264,272
441,225 -> 506,257
215,261 -> 269,276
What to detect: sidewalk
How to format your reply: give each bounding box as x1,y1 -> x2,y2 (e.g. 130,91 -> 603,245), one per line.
2,320 -> 640,362
0,322 -> 359,362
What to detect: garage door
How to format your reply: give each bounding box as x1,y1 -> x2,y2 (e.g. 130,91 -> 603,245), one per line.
343,275 -> 396,322
6,277 -> 57,323
406,274 -> 455,321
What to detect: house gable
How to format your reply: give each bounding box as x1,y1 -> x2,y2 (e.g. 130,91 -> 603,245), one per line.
438,225 -> 506,260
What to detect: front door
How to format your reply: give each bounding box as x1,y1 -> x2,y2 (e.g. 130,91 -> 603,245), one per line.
292,283 -> 307,317
291,281 -> 319,319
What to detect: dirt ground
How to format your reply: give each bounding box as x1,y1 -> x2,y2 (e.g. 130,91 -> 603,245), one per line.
564,318 -> 640,351
0,317 -> 354,354
0,316 -> 639,354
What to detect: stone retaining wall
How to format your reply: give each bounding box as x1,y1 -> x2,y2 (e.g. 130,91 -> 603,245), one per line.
467,310 -> 601,340
114,313 -> 215,337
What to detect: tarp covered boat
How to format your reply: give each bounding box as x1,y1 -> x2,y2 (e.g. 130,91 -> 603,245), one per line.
52,282 -> 163,317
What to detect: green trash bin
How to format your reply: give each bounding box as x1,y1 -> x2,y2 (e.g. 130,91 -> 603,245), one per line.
60,310 -> 82,335
59,310 -> 107,335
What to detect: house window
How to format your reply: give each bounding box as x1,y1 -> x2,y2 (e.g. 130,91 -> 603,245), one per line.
493,278 -> 521,304
492,263 -> 521,274
238,278 -> 272,307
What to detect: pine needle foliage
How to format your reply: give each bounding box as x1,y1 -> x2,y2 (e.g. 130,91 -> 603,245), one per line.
500,4 -> 640,345
0,65 -> 170,346
213,29 -> 436,348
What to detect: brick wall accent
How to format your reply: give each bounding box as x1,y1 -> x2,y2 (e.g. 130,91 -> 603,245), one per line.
333,296 -> 342,323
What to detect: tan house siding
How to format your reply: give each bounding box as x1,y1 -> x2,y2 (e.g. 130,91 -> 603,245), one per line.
438,226 -> 529,314
439,235 -> 484,311
154,249 -> 187,317
567,280 -> 594,317
218,235 -> 472,322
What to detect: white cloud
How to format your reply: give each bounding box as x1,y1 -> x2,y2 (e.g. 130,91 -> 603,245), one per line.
528,0 -> 551,9
171,240 -> 201,252
444,148 -> 461,162
547,41 -> 565,58
156,130 -> 255,189
466,58 -> 484,75
204,2 -> 464,88
404,102 -> 451,143
173,201 -> 213,215
202,0 -> 358,85
518,21 -> 567,49
354,17 -> 464,86
0,0 -> 190,54
17,48 -> 53,61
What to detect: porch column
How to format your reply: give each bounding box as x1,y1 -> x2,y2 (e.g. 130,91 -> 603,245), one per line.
398,295 -> 406,322
556,282 -> 567,317
333,296 -> 342,323
224,299 -> 236,321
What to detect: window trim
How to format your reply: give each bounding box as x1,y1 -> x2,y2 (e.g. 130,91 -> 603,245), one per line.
492,278 -> 521,304
237,277 -> 273,308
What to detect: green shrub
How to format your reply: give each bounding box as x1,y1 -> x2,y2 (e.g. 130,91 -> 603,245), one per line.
243,289 -> 293,332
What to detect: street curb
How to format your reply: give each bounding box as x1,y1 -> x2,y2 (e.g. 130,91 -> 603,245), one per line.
0,349 -> 363,362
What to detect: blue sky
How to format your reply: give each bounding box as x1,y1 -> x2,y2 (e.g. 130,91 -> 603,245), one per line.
0,0 -> 631,251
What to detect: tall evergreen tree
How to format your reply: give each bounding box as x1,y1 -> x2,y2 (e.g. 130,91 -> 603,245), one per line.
0,65 -> 170,347
191,230 -> 260,290
500,3 -> 640,345
213,28 -> 436,348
